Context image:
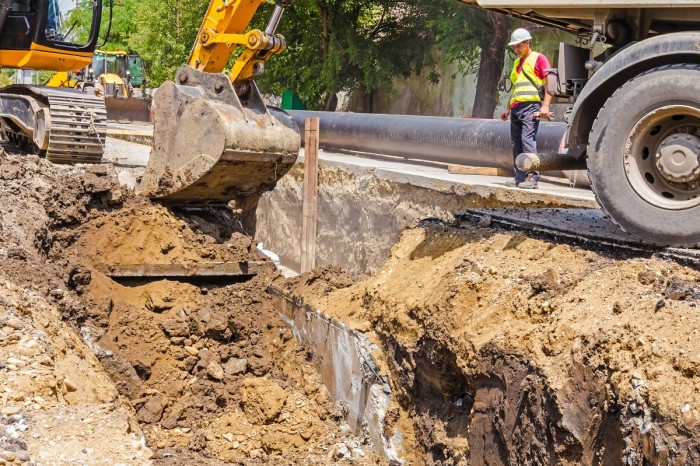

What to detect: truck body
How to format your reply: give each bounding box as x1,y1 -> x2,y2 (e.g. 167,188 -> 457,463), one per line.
457,0 -> 700,246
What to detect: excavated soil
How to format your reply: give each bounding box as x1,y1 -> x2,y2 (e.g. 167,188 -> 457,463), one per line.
0,150 -> 385,465
4,142 -> 700,465
285,222 -> 700,465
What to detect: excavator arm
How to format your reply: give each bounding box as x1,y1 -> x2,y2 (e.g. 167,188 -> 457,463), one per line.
189,0 -> 291,83
138,0 -> 300,212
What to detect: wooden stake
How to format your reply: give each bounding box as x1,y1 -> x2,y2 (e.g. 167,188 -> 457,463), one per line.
301,117 -> 320,274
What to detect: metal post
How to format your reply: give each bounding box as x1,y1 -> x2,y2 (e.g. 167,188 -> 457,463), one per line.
301,117 -> 320,274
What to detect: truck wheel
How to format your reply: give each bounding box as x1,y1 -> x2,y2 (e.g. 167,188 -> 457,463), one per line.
588,64 -> 700,246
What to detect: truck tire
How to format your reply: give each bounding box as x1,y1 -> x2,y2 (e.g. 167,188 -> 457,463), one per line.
588,64 -> 700,246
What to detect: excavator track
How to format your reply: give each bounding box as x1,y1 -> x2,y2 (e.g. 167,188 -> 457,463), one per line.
0,85 -> 107,164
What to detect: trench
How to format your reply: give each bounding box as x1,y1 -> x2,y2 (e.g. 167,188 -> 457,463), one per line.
2,142 -> 699,463
249,157 -> 700,464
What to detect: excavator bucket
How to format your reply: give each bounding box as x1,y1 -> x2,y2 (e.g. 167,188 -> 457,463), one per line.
138,66 -> 300,211
104,97 -> 151,123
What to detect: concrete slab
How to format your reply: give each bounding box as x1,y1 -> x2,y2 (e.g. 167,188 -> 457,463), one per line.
304,149 -> 598,208
107,121 -> 154,145
103,137 -> 151,167
102,261 -> 268,279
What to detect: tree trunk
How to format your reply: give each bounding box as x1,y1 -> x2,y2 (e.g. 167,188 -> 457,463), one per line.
363,90 -> 373,114
324,93 -> 338,111
472,11 -> 508,119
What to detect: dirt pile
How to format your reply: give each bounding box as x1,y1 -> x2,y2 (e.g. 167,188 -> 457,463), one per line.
0,151 -> 385,465
287,221 -> 700,465
0,152 -> 151,464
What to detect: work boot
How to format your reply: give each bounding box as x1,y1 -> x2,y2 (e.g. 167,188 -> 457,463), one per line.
518,173 -> 539,189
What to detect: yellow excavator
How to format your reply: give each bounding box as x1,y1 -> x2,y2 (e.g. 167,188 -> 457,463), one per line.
137,0 -> 300,212
0,0 -> 107,163
0,0 -> 299,209
45,50 -> 151,122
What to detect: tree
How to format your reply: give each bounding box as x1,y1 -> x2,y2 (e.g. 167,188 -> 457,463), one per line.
431,4 -> 512,118
257,0 -> 437,111
127,0 -> 209,86
63,0 -> 137,51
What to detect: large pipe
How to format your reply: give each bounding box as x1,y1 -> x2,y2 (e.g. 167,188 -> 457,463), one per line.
288,110 -> 574,173
516,151 -> 587,172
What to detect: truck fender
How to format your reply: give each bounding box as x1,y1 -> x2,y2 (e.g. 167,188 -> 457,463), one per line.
567,32 -> 700,152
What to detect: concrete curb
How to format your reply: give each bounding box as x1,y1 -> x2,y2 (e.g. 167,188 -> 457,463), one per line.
106,128 -> 153,146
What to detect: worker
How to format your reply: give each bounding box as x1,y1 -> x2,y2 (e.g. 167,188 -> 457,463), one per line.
500,28 -> 552,189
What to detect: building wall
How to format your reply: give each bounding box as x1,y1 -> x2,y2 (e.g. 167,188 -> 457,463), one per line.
346,29 -> 576,119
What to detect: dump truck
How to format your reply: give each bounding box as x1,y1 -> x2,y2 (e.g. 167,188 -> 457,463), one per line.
455,1 -> 700,246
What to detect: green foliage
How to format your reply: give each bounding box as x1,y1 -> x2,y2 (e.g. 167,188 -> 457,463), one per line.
63,0 -> 137,51
59,0 -> 518,109
431,3 -> 514,78
127,0 -> 209,86
100,0 -> 139,51
0,70 -> 15,87
257,0 -> 438,109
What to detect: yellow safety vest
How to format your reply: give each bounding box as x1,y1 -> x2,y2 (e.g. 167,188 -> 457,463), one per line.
509,52 -> 545,106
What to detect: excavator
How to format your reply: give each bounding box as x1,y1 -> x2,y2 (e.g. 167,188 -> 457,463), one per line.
136,0 -> 300,213
0,0 -> 299,209
2,0 -> 700,245
0,0 -> 107,163
45,50 -> 151,122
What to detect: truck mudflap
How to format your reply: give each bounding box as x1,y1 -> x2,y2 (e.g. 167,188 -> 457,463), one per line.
137,66 -> 300,212
104,96 -> 152,123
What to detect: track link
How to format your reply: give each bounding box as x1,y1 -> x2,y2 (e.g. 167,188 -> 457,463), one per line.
0,85 -> 107,164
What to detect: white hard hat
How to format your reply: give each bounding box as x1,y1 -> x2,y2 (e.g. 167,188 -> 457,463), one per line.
508,28 -> 533,46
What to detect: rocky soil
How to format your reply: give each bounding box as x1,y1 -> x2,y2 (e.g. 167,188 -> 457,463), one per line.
0,149 -> 384,465
286,221 -> 700,465
4,137 -> 700,465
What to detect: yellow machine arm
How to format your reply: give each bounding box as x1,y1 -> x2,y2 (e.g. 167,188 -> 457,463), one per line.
138,0 -> 301,211
189,0 -> 292,85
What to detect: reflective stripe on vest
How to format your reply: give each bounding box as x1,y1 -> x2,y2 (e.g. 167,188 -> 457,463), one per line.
509,52 -> 545,106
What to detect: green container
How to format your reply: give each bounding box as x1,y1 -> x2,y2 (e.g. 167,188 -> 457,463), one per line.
281,91 -> 306,110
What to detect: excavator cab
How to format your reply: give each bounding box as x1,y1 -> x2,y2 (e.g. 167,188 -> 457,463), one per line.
138,0 -> 301,213
0,0 -> 102,71
0,0 -> 107,162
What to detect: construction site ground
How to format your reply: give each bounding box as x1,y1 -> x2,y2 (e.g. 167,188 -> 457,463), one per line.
1,130 -> 698,465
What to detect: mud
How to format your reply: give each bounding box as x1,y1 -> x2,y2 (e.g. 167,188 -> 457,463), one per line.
286,222 -> 700,465
0,150 -> 384,465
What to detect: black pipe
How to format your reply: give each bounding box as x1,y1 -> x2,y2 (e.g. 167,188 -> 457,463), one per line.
516,151 -> 588,172
288,110 -> 569,173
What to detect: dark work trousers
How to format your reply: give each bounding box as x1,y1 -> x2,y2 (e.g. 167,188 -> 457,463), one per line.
510,102 -> 541,182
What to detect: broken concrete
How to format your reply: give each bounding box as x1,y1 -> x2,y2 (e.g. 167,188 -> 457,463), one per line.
256,152 -> 596,276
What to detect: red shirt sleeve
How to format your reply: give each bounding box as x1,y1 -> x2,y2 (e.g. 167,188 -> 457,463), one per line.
534,54 -> 551,80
